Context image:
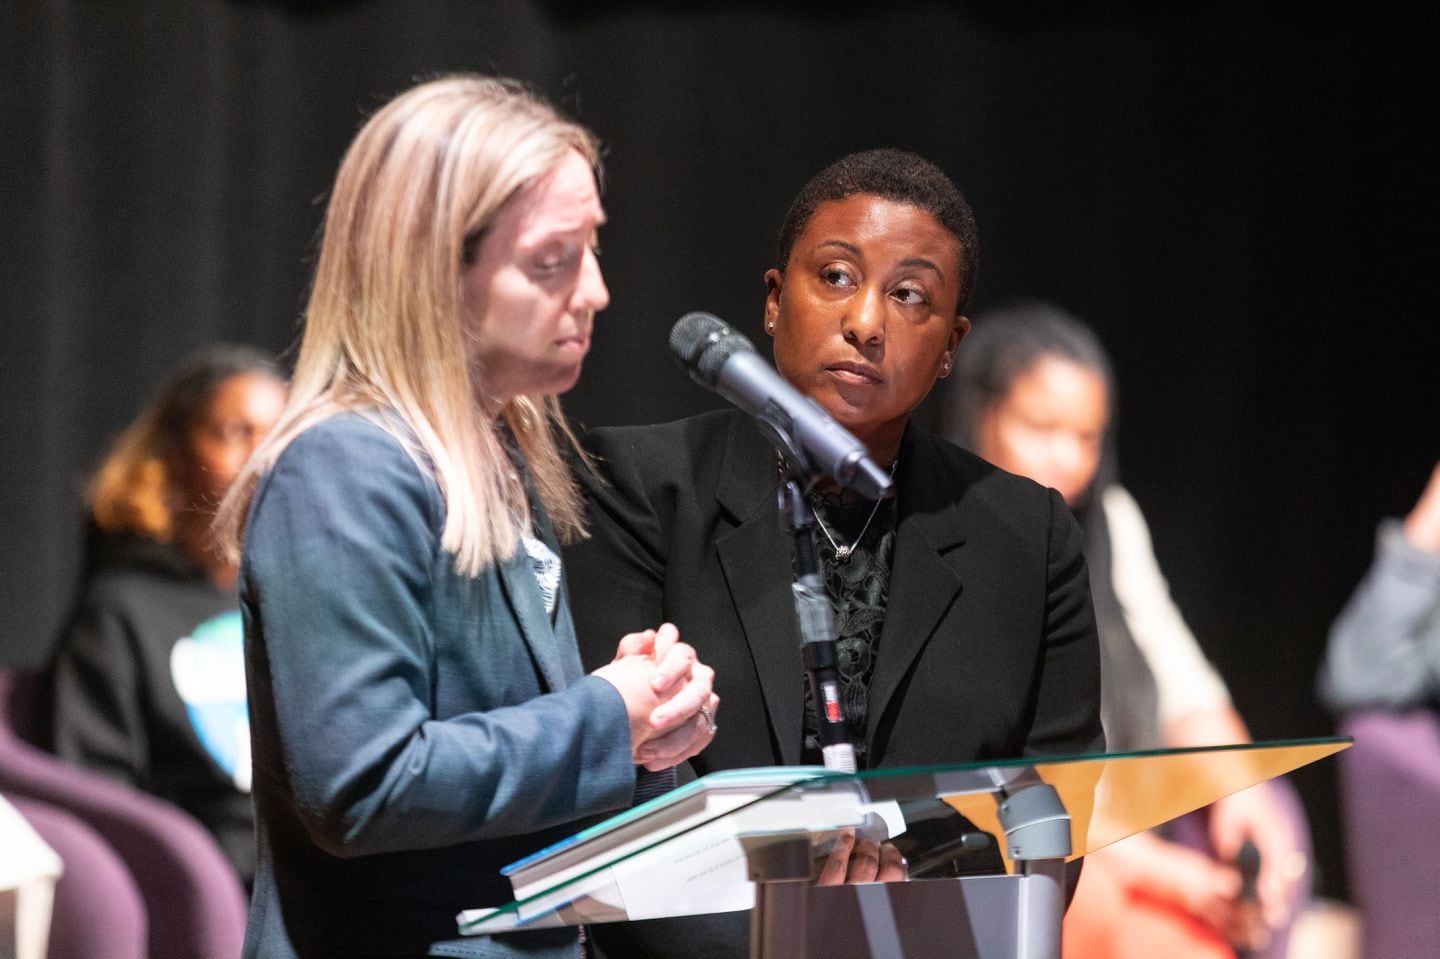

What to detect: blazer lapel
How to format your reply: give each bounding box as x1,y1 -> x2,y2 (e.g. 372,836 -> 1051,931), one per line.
534,499 -> 585,685
498,546 -> 572,693
867,432 -> 967,748
713,418 -> 807,766
501,459 -> 584,690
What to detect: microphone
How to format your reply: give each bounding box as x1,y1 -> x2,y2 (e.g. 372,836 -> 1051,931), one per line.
673,311 -> 874,771
669,312 -> 894,499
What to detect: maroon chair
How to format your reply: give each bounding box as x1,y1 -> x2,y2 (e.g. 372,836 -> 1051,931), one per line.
0,667 -> 248,959
1338,709 -> 1440,959
8,794 -> 147,959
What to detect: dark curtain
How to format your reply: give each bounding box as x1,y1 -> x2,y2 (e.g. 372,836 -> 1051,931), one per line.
3,0 -> 1437,901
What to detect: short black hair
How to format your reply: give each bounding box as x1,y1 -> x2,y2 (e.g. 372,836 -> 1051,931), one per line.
776,148 -> 979,314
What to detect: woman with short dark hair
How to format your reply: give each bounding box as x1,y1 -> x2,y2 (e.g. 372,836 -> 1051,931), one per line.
567,149 -> 1104,959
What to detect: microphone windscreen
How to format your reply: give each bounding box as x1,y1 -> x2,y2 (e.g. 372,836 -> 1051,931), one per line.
669,312 -> 755,387
669,312 -> 727,364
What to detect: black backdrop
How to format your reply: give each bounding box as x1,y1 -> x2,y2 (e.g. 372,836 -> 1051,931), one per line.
3,0 -> 1437,902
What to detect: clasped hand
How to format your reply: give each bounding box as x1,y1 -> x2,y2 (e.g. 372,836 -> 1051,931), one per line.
593,623 -> 718,771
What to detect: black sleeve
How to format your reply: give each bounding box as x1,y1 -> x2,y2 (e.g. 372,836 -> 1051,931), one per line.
47,590 -> 148,786
565,428 -> 673,673
1026,487 -> 1106,758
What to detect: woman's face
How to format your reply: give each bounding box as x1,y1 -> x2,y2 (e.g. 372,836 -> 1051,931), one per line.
765,194 -> 968,463
183,371 -> 287,508
974,356 -> 1110,506
462,149 -> 609,410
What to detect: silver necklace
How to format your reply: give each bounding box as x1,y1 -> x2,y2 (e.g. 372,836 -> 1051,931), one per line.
809,463 -> 896,562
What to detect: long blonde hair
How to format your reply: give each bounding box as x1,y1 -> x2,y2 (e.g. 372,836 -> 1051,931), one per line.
217,75 -> 597,576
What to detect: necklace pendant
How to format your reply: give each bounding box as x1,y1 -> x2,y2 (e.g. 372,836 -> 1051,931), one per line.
834,545 -> 851,562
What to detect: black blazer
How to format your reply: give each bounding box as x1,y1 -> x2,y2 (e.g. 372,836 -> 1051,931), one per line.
568,408 -> 1103,772
565,410 -> 1103,958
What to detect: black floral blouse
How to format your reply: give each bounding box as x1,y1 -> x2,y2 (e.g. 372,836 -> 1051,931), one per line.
800,486 -> 897,768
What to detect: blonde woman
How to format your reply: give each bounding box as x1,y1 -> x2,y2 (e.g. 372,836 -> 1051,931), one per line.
217,76 -> 717,959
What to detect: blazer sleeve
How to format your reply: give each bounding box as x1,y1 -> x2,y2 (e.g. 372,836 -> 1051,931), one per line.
242,417 -> 635,859
1318,518 -> 1440,712
1027,486 -> 1106,757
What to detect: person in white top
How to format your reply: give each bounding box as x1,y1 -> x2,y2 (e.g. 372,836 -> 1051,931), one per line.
944,300 -> 1308,959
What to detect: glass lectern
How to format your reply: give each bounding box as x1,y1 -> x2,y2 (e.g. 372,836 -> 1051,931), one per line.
458,739 -> 1348,959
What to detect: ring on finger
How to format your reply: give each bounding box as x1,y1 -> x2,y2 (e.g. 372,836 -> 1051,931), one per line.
698,705 -> 718,734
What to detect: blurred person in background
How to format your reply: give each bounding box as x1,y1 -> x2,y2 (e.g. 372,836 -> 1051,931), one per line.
1317,463 -> 1440,959
1319,461 -> 1440,712
945,301 -> 1310,959
45,344 -> 287,887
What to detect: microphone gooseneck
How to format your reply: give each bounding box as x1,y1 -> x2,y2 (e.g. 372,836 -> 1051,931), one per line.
671,310 -> 883,772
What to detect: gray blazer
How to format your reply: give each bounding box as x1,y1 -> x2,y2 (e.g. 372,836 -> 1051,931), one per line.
241,412 -> 635,958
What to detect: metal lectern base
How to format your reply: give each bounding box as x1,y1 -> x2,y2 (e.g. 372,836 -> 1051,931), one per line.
750,864 -> 1066,959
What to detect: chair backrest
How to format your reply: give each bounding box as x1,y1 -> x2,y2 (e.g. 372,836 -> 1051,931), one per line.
1338,708 -> 1440,959
6,792 -> 148,959
0,666 -> 248,959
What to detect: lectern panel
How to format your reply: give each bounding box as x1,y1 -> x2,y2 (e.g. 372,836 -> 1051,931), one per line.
456,738 -> 1348,936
